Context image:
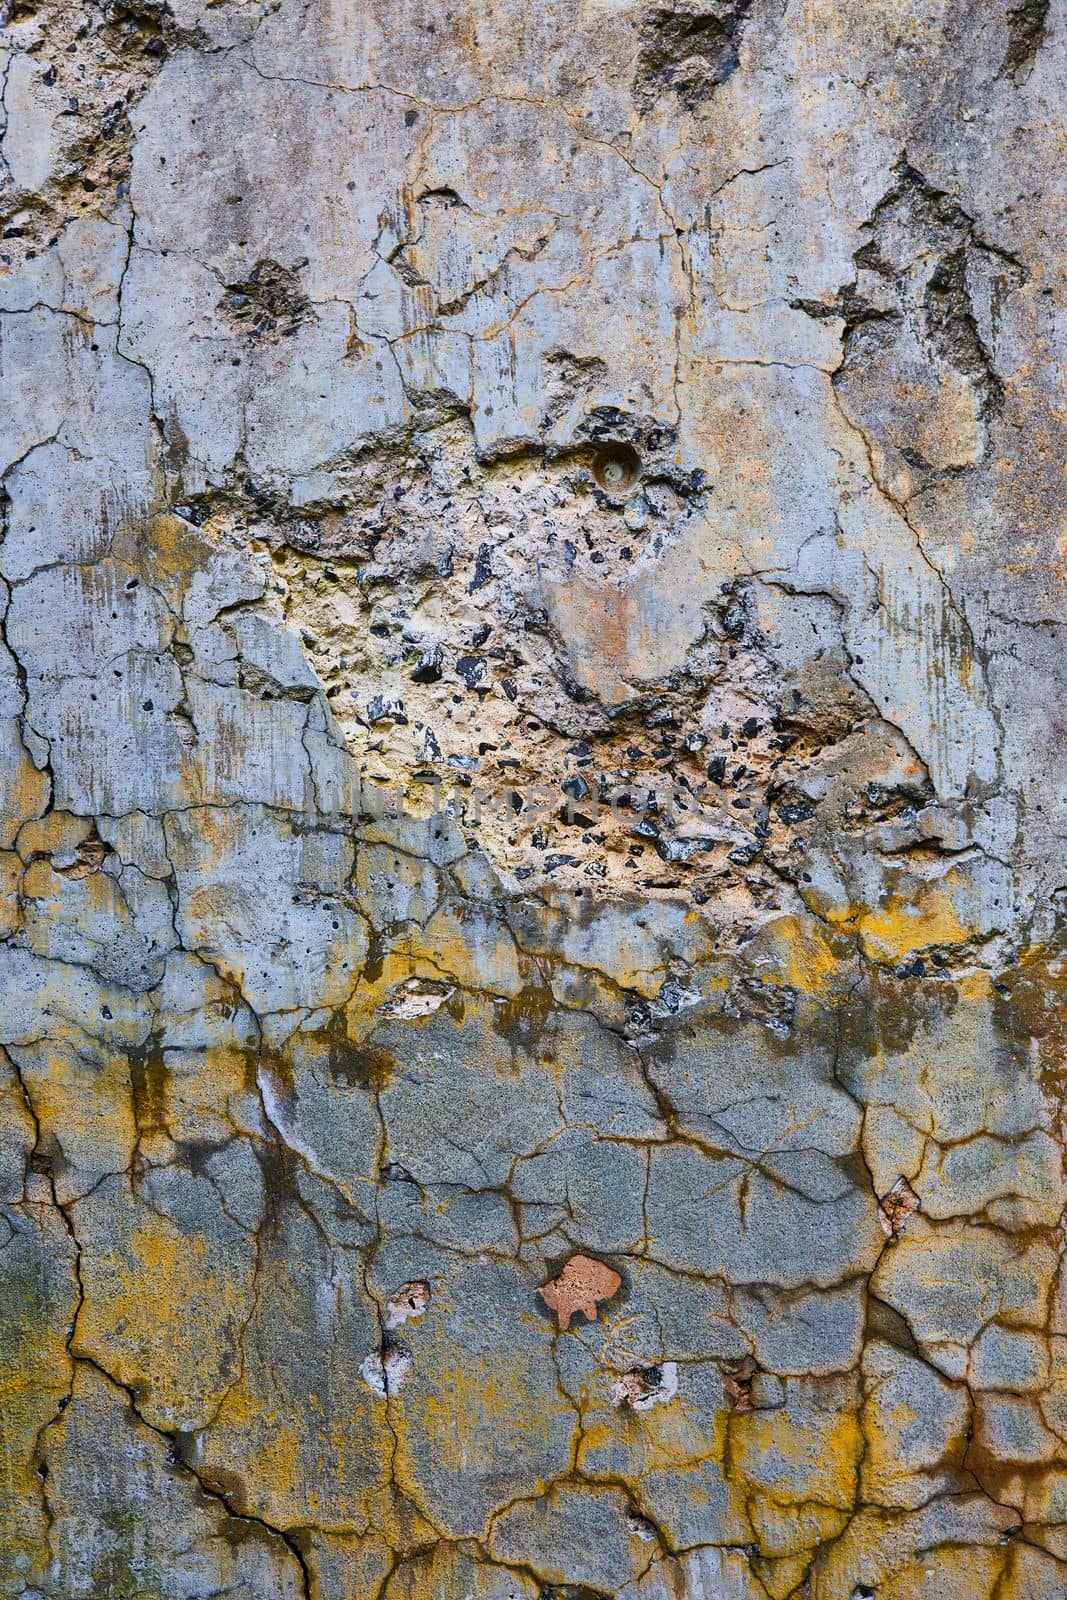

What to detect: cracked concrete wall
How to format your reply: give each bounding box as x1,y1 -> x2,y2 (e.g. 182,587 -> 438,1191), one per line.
0,0 -> 1064,1596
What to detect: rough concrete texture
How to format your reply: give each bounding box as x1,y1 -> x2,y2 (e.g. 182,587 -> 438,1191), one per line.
0,0 -> 1065,1595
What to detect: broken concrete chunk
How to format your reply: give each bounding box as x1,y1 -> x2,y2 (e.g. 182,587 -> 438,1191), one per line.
368,694 -> 408,726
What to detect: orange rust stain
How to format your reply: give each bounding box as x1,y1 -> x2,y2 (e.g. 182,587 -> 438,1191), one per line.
538,1254 -> 622,1331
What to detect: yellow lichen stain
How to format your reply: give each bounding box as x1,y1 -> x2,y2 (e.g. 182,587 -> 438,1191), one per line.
853,890 -> 970,963
165,1043 -> 254,1147
401,907 -> 526,1000
200,1409 -> 304,1520
0,851 -> 22,939
742,913 -> 844,997
0,1207 -> 77,1583
492,984 -> 556,1050
732,1396 -> 863,1563
580,1384 -> 733,1477
121,511 -> 215,609
991,932 -> 1067,1113
0,744 -> 50,851
394,1342 -> 566,1503
22,855 -> 114,919
755,1549 -> 815,1600
22,1040 -> 137,1182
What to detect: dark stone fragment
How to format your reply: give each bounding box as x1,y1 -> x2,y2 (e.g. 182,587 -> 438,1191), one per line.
777,800 -> 814,824
456,655 -> 487,690
411,644 -> 443,684
722,600 -> 746,637
469,543 -> 493,591
368,695 -> 408,726
728,843 -> 762,866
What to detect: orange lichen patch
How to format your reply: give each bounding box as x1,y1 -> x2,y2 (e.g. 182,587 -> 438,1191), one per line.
391,1327 -> 576,1532
539,1255 -> 622,1330
753,1549 -> 815,1600
305,1527 -> 404,1600
125,511 -> 216,607
812,1510 -> 1010,1599
15,811 -> 97,864
195,1348 -> 398,1531
386,1541 -> 540,1600
199,1410 -> 305,1520
18,1042 -> 137,1191
577,1391 -> 749,1534
992,933 -> 1067,1109
774,919 -> 842,996
879,1175 -> 921,1238
71,1189 -> 255,1433
22,856 -> 120,922
161,1044 -> 255,1147
0,1206 -> 78,1579
856,889 -> 969,963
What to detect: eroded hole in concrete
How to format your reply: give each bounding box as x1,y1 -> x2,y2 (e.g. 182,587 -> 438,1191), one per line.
591,442 -> 642,494
51,832 -> 112,879
384,1280 -> 432,1329
612,1361 -> 679,1410
878,1175 -> 921,1238
723,1354 -> 757,1411
360,1347 -> 412,1396
635,2 -> 754,111
379,979 -> 454,1020
219,258 -> 312,340
176,380 -> 926,917
1001,0 -> 1050,79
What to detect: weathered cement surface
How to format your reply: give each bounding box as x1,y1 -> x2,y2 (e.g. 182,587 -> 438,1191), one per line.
0,0 -> 1065,1595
